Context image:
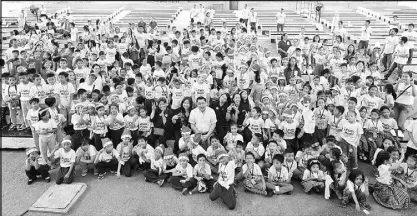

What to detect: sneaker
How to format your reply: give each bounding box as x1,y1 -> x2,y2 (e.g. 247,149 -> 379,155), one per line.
8,124 -> 16,131
360,203 -> 371,210
190,187 -> 199,195
266,190 -> 274,197
182,188 -> 189,195
94,170 -> 99,176
17,125 -> 25,131
305,190 -> 311,195
27,179 -> 34,185
81,169 -> 88,177
110,170 -> 116,174
98,172 -> 106,179
45,177 -> 51,183
136,167 -> 143,172
233,187 -> 238,198
284,191 -> 292,195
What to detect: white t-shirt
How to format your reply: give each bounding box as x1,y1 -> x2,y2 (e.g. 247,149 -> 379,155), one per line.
396,83 -> 416,105
245,117 -> 265,134
402,29 -> 417,48
192,82 -> 210,100
302,108 -> 316,133
376,164 -> 392,185
71,113 -> 89,130
394,44 -> 409,64
174,163 -> 193,178
54,148 -> 76,168
360,26 -> 372,41
245,142 -> 265,158
406,120 -> 417,150
276,12 -> 286,24
279,120 -> 299,139
26,108 -> 40,126
268,165 -> 289,183
242,163 -> 263,177
76,145 -> 97,161
55,82 -> 75,107
384,36 -> 399,54
17,82 -> 34,101
33,119 -> 57,138
339,119 -> 363,147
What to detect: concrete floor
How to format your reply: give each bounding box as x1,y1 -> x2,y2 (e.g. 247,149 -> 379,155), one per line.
2,150 -> 415,216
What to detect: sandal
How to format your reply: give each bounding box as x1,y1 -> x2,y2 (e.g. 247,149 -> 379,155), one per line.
17,125 -> 25,131
8,124 -> 16,130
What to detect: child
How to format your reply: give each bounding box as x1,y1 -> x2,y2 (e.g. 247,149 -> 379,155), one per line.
373,149 -> 410,209
17,72 -> 33,130
340,169 -> 371,211
76,139 -> 98,177
170,153 -> 195,194
143,145 -> 168,186
162,147 -> 179,174
27,98 -> 41,150
94,138 -> 122,179
324,160 -> 347,199
301,159 -> 326,194
396,154 -> 417,202
223,123 -> 244,151
116,130 -> 134,177
124,105 -> 139,145
91,104 -> 108,150
238,151 -> 268,196
137,107 -> 153,145
338,111 -> 363,170
209,150 -> 237,210
106,104 -> 125,147
363,108 -> 384,161
266,154 -> 294,195
56,72 -> 76,126
4,75 -> 23,130
228,140 -> 245,174
279,109 -> 299,153
328,105 -> 344,138
245,133 -> 265,162
46,97 -> 67,146
25,148 -> 50,184
34,108 -> 58,165
183,134 -> 207,166
283,149 -> 297,180
263,141 -> 282,172
243,106 -> 265,143
133,136 -> 155,171
71,103 -> 90,150
50,139 -> 76,184
188,153 -> 216,194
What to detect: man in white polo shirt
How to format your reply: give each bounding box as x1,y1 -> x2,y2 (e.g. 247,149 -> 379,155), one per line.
189,96 -> 217,149
276,8 -> 286,33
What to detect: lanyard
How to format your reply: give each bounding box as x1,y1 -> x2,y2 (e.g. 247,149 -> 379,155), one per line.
285,161 -> 294,170
406,167 -> 415,178
372,119 -> 379,128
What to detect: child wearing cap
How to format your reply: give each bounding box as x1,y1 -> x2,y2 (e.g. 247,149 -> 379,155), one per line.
338,110 -> 363,170
25,148 -> 50,184
106,104 -> 125,147
124,105 -> 139,145
171,153 -> 195,194
245,133 -> 265,163
209,150 -> 237,210
223,123 -> 244,151
143,145 -> 168,186
26,98 -> 41,150
76,139 -> 98,177
116,130 -> 134,178
94,138 -> 122,179
186,134 -> 207,166
279,109 -> 299,153
264,140 -> 282,171
162,147 -> 179,174
91,104 -> 108,150
50,139 -> 76,184
301,158 -> 326,194
34,108 -> 58,165
206,135 -> 226,174
228,140 -> 245,173
243,106 -> 265,143
71,103 -> 90,150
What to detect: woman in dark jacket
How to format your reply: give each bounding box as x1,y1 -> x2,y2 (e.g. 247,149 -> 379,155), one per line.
150,98 -> 171,147
210,93 -> 231,142
167,97 -> 193,154
231,92 -> 251,133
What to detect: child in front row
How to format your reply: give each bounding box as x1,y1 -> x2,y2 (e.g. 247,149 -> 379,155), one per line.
49,139 -> 76,184
171,153 -> 195,195
76,139 -> 98,177
143,145 -> 168,186
266,154 -> 294,195
340,169 -> 371,211
396,154 -> 417,202
94,138 -> 122,180
34,108 -> 58,166
26,98 -> 41,150
187,154 -> 216,195
239,152 -> 268,196
228,140 -> 245,174
116,130 -> 134,178
373,148 -> 410,210
25,148 -> 50,184
301,159 -> 326,194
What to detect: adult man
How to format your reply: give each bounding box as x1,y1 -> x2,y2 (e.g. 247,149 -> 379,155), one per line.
381,28 -> 399,72
189,97 -> 217,149
402,23 -> 416,64
331,11 -> 340,33
276,8 -> 286,33
190,4 -> 198,24
240,4 -> 250,28
333,21 -> 348,42
358,20 -> 372,51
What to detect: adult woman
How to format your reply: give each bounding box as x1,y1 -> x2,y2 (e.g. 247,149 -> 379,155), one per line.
211,93 -> 231,141
344,44 -> 356,62
168,97 -> 193,154
231,92 -> 251,131
151,98 -> 171,147
394,72 -> 417,131
283,57 -> 302,84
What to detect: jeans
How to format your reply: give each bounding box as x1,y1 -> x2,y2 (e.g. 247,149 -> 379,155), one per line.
338,138 -> 358,170
358,40 -> 369,50
56,166 -> 75,184
277,23 -> 284,32
26,165 -> 50,180
210,183 -> 236,210
382,53 -> 393,70
21,100 -> 30,127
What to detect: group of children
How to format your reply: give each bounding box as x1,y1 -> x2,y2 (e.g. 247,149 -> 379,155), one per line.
1,5 -> 417,211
